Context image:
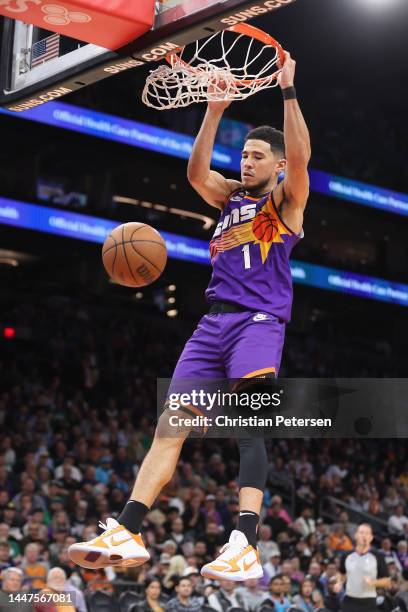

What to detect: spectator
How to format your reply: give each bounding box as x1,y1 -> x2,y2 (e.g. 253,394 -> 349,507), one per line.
290,557 -> 305,584
70,502 -> 88,538
13,479 -> 46,512
396,541 -> 408,577
0,523 -> 19,560
167,517 -> 186,548
21,543 -> 49,590
202,522 -> 224,557
268,464 -> 293,498
294,507 -> 316,538
200,495 -> 222,527
162,556 -> 187,593
320,563 -> 338,596
182,496 -> 205,535
207,578 -> 246,611
264,502 -> 288,539
262,574 -> 291,612
162,541 -> 178,558
323,577 -> 342,612
308,561 -> 324,591
2,437 -> 16,471
0,567 -> 33,611
54,459 -> 82,483
263,548 -> 282,581
165,577 -> 203,611
193,541 -> 209,566
257,525 -> 278,565
315,519 -> 329,544
293,579 -> 315,612
236,578 -> 265,610
349,487 -> 367,513
328,525 -> 353,552
388,505 -> 408,536
337,511 -> 357,540
270,496 -> 293,526
312,589 -> 330,612
382,487 -> 402,514
385,574 -> 408,611
139,577 -> 166,612
181,568 -> 202,598
33,567 -> 87,612
149,553 -> 171,580
281,575 -> 293,601
0,543 -> 12,573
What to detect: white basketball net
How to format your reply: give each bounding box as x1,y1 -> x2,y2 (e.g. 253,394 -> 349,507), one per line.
142,28 -> 282,109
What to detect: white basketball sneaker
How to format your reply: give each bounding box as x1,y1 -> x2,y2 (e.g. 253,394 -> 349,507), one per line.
201,530 -> 263,581
68,517 -> 150,569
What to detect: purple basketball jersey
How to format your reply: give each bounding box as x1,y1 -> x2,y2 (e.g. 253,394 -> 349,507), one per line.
205,189 -> 302,322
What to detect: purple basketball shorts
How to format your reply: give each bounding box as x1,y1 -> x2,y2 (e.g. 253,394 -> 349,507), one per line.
172,311 -> 285,381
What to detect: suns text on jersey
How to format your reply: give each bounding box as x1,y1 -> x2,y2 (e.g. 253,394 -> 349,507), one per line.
213,202 -> 257,239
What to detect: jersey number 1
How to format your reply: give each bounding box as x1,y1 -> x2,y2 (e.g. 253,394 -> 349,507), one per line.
242,244 -> 251,269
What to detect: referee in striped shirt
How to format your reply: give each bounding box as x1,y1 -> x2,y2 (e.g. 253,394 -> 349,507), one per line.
339,523 -> 390,611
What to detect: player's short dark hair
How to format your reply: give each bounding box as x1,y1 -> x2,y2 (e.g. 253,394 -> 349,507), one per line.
245,125 -> 285,157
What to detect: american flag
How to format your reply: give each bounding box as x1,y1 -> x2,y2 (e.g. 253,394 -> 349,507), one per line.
30,33 -> 60,68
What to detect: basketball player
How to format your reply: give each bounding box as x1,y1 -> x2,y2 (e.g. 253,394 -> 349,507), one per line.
69,51 -> 310,581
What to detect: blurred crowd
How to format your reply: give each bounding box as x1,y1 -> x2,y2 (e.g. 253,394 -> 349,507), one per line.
0,298 -> 408,611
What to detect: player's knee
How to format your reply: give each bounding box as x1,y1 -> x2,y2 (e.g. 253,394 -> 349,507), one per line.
155,404 -> 194,440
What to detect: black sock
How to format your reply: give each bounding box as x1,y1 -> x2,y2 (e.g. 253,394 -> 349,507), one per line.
118,500 -> 149,534
238,510 -> 259,549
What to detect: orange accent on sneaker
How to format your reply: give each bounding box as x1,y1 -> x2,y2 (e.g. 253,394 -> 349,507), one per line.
243,558 -> 257,571
208,545 -> 254,573
88,536 -> 109,549
132,533 -> 145,546
110,536 -> 134,547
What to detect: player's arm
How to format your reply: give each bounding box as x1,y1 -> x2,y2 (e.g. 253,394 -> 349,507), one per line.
274,51 -> 311,234
187,102 -> 241,209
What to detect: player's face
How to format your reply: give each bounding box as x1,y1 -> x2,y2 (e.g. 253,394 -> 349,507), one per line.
241,139 -> 284,192
355,525 -> 373,547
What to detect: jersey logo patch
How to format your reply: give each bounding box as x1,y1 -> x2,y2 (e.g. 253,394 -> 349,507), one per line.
253,313 -> 269,321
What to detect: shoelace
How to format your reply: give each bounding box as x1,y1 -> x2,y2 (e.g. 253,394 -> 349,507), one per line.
98,520 -> 117,536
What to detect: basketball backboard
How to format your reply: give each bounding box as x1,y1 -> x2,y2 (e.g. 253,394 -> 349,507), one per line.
0,0 -> 296,112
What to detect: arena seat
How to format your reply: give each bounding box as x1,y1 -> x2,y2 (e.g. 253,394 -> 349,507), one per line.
118,591 -> 143,612
88,591 -> 121,612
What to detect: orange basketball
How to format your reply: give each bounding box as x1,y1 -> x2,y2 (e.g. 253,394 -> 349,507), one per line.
102,222 -> 167,287
252,211 -> 278,242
